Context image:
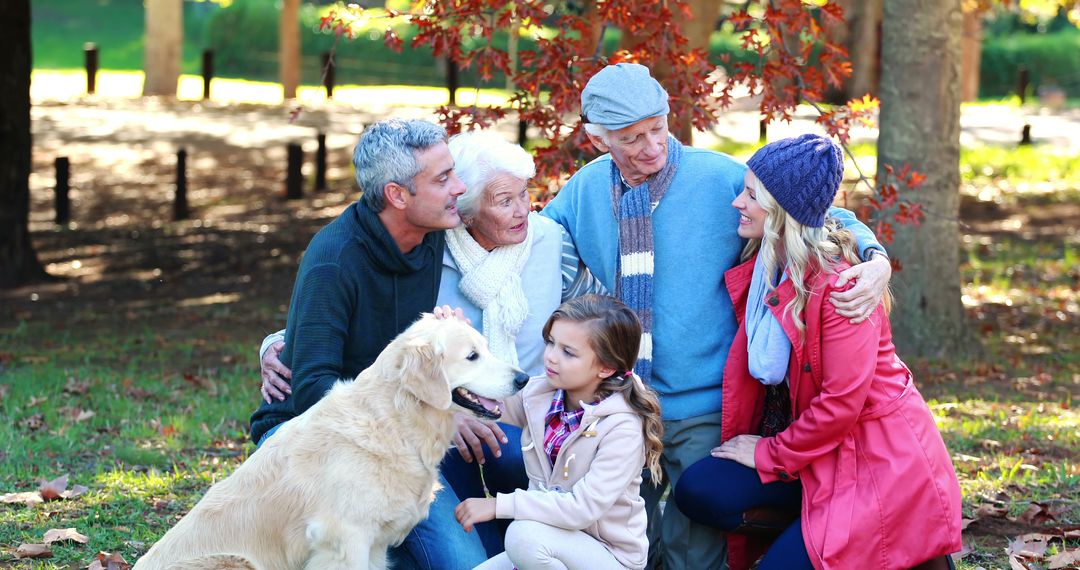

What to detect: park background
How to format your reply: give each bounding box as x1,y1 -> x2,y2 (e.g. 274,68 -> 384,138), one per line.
1,0 -> 1078,568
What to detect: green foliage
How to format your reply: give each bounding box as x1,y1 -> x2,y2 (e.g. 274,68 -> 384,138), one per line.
31,0 -> 220,72
205,0 -> 521,86
980,29 -> 1080,97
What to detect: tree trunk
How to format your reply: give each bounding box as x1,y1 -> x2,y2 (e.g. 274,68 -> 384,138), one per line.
828,0 -> 882,101
960,9 -> 982,102
877,0 -> 975,357
847,0 -> 883,98
280,0 -> 301,100
143,0 -> 183,97
0,0 -> 47,288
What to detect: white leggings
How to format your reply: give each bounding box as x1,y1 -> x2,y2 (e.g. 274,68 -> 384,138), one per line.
473,520 -> 629,570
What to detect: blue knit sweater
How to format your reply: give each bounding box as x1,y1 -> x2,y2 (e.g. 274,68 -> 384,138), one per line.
249,201 -> 444,442
542,148 -> 881,420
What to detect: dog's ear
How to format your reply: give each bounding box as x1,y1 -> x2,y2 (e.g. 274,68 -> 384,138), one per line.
398,335 -> 453,410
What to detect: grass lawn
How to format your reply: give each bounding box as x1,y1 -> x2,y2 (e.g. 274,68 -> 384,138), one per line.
1,93 -> 1078,567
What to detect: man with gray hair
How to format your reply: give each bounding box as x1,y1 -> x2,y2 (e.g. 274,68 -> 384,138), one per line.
541,63 -> 894,569
250,118 -> 464,445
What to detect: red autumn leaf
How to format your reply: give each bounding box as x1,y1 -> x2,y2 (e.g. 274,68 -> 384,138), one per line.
88,551 -> 132,570
383,28 -> 403,52
39,474 -> 69,501
820,2 -> 846,23
729,10 -> 753,28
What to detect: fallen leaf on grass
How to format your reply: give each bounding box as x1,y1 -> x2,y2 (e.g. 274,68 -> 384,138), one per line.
64,377 -> 91,395
15,543 -> 52,559
182,372 -> 213,390
88,551 -> 131,570
37,474 -> 88,501
63,484 -> 89,499
19,413 -> 47,431
1009,554 -> 1032,570
1018,502 -> 1066,525
962,518 -> 976,530
39,474 -> 69,500
953,540 -> 974,561
43,527 -> 89,544
975,503 -> 1009,519
1048,548 -> 1080,569
1,491 -> 44,505
1007,533 -> 1051,558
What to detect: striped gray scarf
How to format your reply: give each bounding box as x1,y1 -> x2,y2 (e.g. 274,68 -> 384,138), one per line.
610,136 -> 682,382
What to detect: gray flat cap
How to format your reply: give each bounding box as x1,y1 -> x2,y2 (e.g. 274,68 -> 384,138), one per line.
581,63 -> 670,130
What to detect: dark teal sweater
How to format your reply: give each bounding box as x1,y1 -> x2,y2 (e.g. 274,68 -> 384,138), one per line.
249,201 -> 444,442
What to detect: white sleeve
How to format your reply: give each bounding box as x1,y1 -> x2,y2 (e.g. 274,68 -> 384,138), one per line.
259,329 -> 287,359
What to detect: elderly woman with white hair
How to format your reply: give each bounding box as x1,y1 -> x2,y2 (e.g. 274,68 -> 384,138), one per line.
440,130 -> 605,374
255,129 -> 604,569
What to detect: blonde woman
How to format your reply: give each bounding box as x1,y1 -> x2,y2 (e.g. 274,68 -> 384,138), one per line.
673,134 -> 962,570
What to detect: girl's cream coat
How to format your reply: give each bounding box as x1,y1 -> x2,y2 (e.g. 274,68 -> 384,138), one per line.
495,376 -> 649,570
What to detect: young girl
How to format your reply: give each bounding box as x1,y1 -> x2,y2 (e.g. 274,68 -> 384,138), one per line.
455,294 -> 663,570
674,134 -> 963,570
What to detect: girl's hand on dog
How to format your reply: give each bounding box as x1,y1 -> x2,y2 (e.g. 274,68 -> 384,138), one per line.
711,434 -> 761,469
453,413 -> 507,464
261,341 -> 292,403
455,498 -> 497,532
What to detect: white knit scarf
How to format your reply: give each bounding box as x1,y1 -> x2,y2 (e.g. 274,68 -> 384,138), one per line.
444,222 -> 534,366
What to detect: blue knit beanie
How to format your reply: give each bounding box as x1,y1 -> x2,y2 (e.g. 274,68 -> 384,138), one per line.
745,133 -> 844,228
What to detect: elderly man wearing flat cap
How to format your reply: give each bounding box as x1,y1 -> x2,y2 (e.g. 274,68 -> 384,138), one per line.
540,63 -> 894,569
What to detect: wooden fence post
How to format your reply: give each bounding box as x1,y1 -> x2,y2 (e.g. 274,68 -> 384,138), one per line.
174,149 -> 189,220
286,143 -> 303,199
315,133 -> 327,192
446,58 -> 459,107
84,43 -> 98,95
202,49 -> 214,100
321,52 -> 336,100
55,157 -> 70,225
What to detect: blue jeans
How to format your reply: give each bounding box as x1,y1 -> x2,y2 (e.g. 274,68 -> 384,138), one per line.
389,423 -> 529,570
674,457 -> 812,570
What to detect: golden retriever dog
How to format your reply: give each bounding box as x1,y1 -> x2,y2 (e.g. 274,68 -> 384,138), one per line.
134,315 -> 528,570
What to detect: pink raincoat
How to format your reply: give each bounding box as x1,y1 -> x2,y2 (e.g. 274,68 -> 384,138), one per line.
721,256 -> 963,570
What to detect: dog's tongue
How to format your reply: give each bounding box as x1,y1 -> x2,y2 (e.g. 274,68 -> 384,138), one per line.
474,394 -> 501,414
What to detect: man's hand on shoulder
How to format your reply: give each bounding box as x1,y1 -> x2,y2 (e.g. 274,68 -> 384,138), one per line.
830,252 -> 892,324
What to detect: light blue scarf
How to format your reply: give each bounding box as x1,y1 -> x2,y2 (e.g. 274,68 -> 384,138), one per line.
746,255 -> 792,385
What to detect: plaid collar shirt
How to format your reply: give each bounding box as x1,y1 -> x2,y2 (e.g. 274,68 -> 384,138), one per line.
543,389 -> 588,467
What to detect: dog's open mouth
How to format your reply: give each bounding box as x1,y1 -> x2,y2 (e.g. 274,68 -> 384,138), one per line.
452,387 -> 502,420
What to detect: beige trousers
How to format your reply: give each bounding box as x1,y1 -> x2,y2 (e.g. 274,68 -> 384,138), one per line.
473,520 -> 629,570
